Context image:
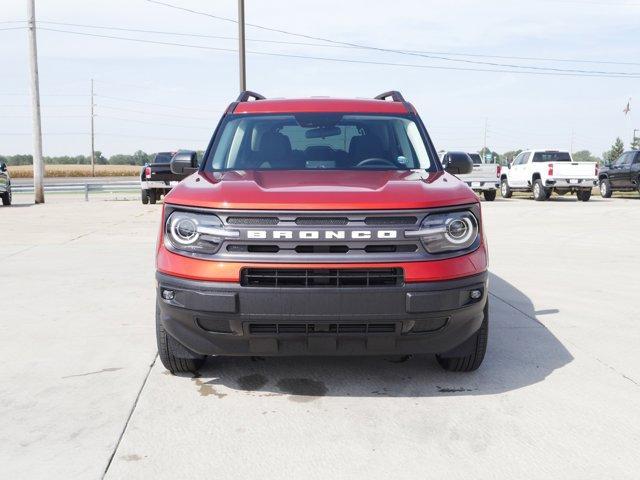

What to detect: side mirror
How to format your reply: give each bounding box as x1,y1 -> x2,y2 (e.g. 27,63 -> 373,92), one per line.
444,155 -> 473,175
0,162 -> 6,172
170,150 -> 198,175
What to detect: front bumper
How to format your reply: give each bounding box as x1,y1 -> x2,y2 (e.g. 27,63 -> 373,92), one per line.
464,180 -> 499,191
156,270 -> 488,356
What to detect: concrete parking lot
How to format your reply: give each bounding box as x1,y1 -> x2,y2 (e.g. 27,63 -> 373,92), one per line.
1,193 -> 639,479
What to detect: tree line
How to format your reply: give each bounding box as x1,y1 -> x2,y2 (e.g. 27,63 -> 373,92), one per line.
0,150 -> 206,167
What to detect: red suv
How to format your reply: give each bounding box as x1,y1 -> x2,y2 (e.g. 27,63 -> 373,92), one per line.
156,91 -> 487,374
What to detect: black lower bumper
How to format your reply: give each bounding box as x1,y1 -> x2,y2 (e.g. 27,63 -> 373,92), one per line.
156,271 -> 488,356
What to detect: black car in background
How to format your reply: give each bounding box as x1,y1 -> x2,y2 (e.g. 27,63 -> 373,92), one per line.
140,151 -> 189,204
598,150 -> 640,197
0,161 -> 11,206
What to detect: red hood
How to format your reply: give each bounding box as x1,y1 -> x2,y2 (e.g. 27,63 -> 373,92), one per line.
164,170 -> 477,210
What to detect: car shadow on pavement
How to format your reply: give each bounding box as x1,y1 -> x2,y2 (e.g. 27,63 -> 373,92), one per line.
191,273 -> 573,398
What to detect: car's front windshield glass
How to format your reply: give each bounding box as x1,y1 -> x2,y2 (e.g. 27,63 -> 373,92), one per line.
206,114 -> 433,171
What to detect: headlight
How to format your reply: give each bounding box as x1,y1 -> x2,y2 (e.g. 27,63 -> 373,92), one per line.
406,211 -> 479,253
165,211 -> 238,255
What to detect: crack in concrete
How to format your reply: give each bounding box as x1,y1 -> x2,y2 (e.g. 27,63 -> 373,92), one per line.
101,354 -> 157,479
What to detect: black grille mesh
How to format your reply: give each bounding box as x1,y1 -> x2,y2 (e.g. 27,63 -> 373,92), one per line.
241,268 -> 403,288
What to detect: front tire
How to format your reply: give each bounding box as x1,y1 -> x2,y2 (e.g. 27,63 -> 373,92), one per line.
483,189 -> 497,201
533,179 -> 549,201
156,304 -> 205,374
436,302 -> 488,372
500,179 -> 512,198
599,179 -> 612,198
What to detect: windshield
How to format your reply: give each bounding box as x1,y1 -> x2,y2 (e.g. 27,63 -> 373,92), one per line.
533,151 -> 571,162
206,114 -> 434,171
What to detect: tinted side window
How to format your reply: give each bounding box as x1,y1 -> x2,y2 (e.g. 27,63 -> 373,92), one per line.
633,152 -> 640,164
512,153 -> 524,165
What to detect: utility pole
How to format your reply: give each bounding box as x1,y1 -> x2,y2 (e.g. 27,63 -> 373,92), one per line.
483,118 -> 488,157
27,0 -> 44,203
570,129 -> 574,154
238,0 -> 246,92
633,129 -> 639,148
90,78 -> 95,177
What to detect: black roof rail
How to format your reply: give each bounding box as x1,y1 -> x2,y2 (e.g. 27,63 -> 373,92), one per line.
374,90 -> 406,102
236,90 -> 266,102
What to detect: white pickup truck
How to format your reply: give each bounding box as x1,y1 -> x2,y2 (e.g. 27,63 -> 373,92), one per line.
441,152 -> 500,201
500,149 -> 598,202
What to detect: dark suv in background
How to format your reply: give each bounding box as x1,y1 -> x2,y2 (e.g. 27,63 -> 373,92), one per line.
598,150 -> 640,197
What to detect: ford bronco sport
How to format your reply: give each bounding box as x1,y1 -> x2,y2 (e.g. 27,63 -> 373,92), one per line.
155,91 -> 488,374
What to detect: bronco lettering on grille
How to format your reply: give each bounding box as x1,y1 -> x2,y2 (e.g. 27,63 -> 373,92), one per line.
246,230 -> 398,240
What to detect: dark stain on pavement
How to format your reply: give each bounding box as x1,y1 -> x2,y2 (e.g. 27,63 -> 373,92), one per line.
276,378 -> 327,402
192,374 -> 227,398
237,373 -> 268,391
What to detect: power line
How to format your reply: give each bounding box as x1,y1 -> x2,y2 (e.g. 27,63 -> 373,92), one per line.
37,20 -> 640,67
98,105 -> 215,120
97,115 -> 212,130
38,27 -> 640,79
144,0 -> 640,77
94,93 -> 218,111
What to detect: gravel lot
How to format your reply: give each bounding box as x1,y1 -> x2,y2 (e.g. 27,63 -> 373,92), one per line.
1,193 -> 639,479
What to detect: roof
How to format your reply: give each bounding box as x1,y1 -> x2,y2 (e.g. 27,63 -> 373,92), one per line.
232,98 -> 410,115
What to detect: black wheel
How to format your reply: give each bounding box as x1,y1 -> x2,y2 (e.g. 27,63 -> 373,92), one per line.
1,186 -> 11,206
149,189 -> 157,204
483,189 -> 497,201
500,179 -> 512,198
156,303 -> 205,374
599,179 -> 612,198
436,301 -> 488,372
533,179 -> 549,201
577,189 -> 591,202
141,190 -> 149,205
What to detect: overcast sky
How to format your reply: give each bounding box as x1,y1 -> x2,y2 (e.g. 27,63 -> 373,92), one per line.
1,0 -> 639,157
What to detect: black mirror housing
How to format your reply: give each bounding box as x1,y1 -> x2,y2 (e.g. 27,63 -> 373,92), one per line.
444,155 -> 473,175
170,150 -> 198,175
0,162 -> 6,172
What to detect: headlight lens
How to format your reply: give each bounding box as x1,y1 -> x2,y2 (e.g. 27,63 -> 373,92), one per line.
412,211 -> 479,253
165,211 -> 235,255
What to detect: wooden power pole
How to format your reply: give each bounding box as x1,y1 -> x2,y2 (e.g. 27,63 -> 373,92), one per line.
27,0 -> 44,203
90,78 -> 95,177
238,0 -> 246,92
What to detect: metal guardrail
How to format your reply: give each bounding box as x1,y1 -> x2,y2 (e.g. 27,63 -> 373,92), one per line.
13,181 -> 140,201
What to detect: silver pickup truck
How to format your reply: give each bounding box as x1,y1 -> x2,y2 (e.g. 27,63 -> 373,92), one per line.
441,152 -> 500,201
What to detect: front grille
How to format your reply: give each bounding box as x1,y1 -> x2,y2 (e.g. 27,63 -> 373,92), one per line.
248,322 -> 397,335
226,216 -> 279,225
364,216 -> 418,225
295,217 -> 348,226
241,268 -> 404,288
